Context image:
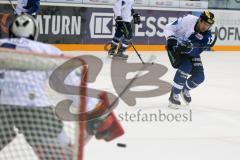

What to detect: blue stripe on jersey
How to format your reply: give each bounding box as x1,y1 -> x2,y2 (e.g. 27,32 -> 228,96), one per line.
0,43 -> 16,49
0,72 -> 4,79
187,31 -> 212,57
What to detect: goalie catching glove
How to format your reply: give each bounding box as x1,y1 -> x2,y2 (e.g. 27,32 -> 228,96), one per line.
87,92 -> 124,142
94,112 -> 123,141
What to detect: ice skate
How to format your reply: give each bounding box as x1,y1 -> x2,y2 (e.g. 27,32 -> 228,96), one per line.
113,52 -> 128,60
168,90 -> 181,109
112,48 -> 128,60
180,88 -> 191,105
108,43 -> 118,57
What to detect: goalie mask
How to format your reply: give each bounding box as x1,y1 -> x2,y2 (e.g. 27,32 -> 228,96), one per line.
9,14 -> 39,40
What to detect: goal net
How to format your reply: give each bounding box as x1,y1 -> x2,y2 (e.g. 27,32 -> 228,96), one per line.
0,47 -> 87,160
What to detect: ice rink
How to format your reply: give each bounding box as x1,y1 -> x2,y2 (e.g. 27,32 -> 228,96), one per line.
81,51 -> 240,160
0,50 -> 239,160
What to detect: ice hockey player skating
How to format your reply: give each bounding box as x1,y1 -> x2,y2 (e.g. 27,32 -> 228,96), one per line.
108,0 -> 141,60
164,11 -> 215,108
15,0 -> 40,16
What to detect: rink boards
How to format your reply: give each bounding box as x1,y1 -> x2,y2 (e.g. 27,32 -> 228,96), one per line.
0,2 -> 240,51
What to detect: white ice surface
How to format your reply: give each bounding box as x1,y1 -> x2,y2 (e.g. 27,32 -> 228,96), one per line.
1,51 -> 240,160
82,51 -> 240,160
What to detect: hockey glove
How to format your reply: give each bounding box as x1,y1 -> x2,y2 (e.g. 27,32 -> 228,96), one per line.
133,13 -> 141,25
177,40 -> 193,54
115,16 -> 123,27
166,35 -> 178,53
115,16 -> 123,22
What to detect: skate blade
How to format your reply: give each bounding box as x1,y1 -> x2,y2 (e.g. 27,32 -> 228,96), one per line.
112,56 -> 128,60
180,93 -> 190,106
107,52 -> 115,58
107,54 -> 113,58
181,99 -> 189,106
168,102 -> 180,109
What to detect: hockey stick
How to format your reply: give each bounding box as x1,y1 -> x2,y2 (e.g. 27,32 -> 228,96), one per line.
209,34 -> 217,47
103,55 -> 156,115
8,0 -> 16,13
176,34 -> 217,55
130,42 -> 145,64
104,41 -> 146,64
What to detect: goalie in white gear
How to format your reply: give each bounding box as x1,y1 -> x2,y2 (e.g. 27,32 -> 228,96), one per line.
0,13 -> 73,160
9,11 -> 38,40
0,14 -> 124,159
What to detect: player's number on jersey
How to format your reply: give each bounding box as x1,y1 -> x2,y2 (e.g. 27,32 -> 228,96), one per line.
207,37 -> 212,45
